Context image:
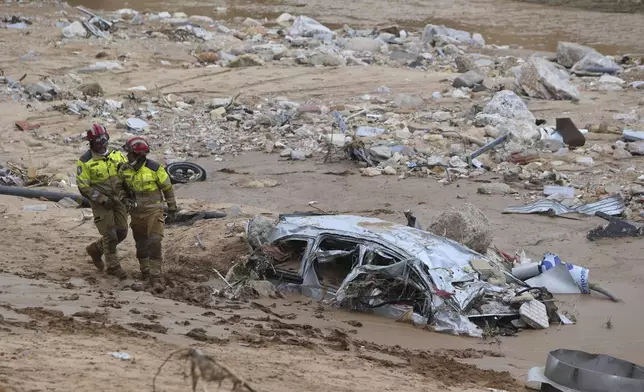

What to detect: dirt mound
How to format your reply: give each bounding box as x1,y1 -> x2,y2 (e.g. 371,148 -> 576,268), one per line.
165,217 -> 251,281
7,306 -> 153,340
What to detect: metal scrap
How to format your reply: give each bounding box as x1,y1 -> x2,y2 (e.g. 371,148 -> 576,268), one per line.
526,349 -> 644,392
503,195 -> 625,217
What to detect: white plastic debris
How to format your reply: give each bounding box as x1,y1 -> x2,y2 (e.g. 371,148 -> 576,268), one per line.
126,118 -> 149,131
108,352 -> 132,360
519,300 -> 549,329
23,204 -> 48,212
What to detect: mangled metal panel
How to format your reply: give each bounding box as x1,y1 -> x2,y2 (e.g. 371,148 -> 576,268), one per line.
503,195 -> 625,216
261,214 -> 509,337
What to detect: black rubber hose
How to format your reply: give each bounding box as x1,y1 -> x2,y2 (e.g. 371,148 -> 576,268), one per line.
0,185 -> 90,207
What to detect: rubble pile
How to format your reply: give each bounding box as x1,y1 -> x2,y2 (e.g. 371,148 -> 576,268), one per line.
1,6 -> 643,219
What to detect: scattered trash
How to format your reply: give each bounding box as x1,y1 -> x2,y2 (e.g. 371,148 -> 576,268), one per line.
543,185 -> 575,198
23,204 -> 48,212
14,120 -> 41,131
126,118 -> 149,132
6,22 -> 29,29
623,129 -> 644,142
587,212 -> 644,241
539,118 -> 586,147
165,162 -> 207,184
56,197 -> 81,209
503,194 -> 625,217
108,352 -> 132,361
525,349 -> 644,391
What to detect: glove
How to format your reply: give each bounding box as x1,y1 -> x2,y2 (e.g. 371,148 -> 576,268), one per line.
166,202 -> 178,221
122,198 -> 136,213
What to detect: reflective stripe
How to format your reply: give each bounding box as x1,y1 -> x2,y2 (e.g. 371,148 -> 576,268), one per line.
75,149 -> 127,196
120,159 -> 175,208
133,191 -> 163,204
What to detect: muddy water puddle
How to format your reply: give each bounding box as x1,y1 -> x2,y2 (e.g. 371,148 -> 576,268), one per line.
66,0 -> 642,54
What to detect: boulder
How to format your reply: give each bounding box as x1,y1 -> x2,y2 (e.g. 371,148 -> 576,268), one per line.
288,16 -> 332,37
571,51 -> 620,73
369,145 -> 393,160
627,141 -> 644,155
344,37 -> 382,52
598,74 -> 625,85
453,70 -> 484,88
556,42 -> 595,68
429,203 -> 493,253
518,56 -> 580,101
421,24 -> 472,44
62,21 -> 87,39
476,90 -> 535,123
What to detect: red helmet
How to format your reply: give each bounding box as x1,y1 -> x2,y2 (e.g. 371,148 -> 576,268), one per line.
86,124 -> 108,141
123,136 -> 150,155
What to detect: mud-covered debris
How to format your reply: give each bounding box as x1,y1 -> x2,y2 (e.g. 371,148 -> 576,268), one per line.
246,216 -> 277,249
429,203 -> 493,253
186,328 -> 230,344
128,322 -> 168,334
477,182 -> 516,195
221,280 -> 285,301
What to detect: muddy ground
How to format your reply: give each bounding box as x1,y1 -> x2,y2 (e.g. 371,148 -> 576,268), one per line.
1,1 -> 644,392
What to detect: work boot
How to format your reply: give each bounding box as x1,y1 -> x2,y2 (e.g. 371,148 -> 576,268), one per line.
138,258 -> 150,281
86,243 -> 105,271
149,275 -> 165,294
106,265 -> 128,281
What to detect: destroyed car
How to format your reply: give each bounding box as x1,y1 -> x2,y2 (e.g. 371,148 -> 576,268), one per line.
243,213 -> 527,337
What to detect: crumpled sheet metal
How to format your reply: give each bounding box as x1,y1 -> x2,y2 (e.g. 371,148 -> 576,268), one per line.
526,349 -> 644,392
503,195 -> 625,217
263,214 -> 507,337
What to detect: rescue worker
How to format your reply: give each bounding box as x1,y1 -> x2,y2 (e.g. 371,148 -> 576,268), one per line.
119,137 -> 177,291
76,124 -> 129,280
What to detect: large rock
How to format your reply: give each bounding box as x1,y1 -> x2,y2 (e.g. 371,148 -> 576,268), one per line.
62,21 -> 87,38
518,56 -> 580,101
369,145 -> 393,160
429,203 -> 493,253
344,37 -> 382,52
556,42 -> 595,68
477,90 -> 535,122
288,16 -> 332,37
421,24 -> 472,44
571,51 -> 620,73
627,141 -> 644,155
453,70 -> 484,88
475,90 -> 539,142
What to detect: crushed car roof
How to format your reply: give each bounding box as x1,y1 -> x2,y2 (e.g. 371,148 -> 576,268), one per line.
268,214 -> 484,271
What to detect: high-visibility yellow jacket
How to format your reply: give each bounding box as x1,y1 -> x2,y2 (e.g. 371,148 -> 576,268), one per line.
119,159 -> 175,211
76,149 -> 127,205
